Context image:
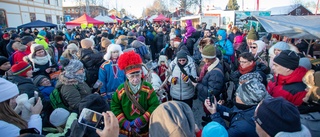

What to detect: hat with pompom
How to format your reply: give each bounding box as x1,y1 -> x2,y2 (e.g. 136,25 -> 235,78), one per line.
118,51 -> 142,74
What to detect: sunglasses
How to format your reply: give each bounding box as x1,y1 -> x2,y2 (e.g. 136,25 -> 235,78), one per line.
178,59 -> 186,62
250,46 -> 257,49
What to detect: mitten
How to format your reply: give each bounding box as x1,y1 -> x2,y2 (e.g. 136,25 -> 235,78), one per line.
171,77 -> 178,85
133,117 -> 145,128
181,73 -> 189,82
123,120 -> 131,131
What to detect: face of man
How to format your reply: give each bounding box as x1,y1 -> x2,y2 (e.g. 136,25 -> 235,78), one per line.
127,72 -> 142,86
239,57 -> 253,69
272,62 -> 291,76
204,30 -> 211,38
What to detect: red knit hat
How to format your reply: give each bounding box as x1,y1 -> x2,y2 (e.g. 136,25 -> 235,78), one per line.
118,51 -> 142,74
2,33 -> 9,39
11,61 -> 32,77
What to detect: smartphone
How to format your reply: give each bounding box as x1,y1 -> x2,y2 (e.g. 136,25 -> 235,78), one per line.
78,108 -> 105,130
34,91 -> 39,104
20,128 -> 40,135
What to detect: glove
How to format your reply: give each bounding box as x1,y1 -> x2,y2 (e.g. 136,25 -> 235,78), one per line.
217,46 -> 226,55
133,118 -> 145,128
171,77 -> 178,85
181,73 -> 189,82
123,120 -> 131,131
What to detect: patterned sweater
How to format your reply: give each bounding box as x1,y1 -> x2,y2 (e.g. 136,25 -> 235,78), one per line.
111,81 -> 160,135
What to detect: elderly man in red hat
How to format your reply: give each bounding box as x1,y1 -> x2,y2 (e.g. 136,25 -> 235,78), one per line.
111,51 -> 160,137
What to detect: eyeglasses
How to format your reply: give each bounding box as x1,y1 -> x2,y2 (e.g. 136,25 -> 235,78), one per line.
239,60 -> 249,64
178,59 -> 186,62
250,46 -> 257,49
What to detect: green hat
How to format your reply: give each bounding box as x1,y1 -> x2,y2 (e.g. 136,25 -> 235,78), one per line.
201,45 -> 216,59
247,28 -> 258,40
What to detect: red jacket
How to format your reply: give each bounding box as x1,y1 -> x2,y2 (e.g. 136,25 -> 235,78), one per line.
267,67 -> 307,106
13,51 -> 28,65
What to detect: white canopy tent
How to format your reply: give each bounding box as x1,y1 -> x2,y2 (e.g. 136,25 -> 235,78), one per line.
94,15 -> 114,23
255,16 -> 320,39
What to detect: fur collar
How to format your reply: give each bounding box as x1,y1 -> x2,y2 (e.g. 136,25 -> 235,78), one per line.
208,58 -> 220,72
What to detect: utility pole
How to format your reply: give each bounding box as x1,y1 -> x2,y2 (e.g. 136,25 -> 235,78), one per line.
256,0 -> 259,11
316,0 -> 319,15
86,0 -> 90,16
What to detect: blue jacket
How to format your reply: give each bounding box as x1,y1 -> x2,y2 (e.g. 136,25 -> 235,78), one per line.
216,30 -> 234,62
38,86 -> 55,101
98,60 -> 126,99
211,105 -> 258,137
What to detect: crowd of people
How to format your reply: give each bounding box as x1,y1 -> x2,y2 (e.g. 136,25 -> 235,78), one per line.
0,19 -> 319,137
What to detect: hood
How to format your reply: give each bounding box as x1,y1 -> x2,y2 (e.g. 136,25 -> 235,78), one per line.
251,40 -> 266,55
217,30 -> 227,40
149,101 -> 195,137
131,40 -> 144,48
234,35 -> 244,44
277,67 -> 308,85
186,20 -> 193,27
275,125 -> 311,137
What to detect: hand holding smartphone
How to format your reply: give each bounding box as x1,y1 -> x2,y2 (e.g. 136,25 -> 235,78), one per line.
34,91 -> 39,105
79,108 -> 105,130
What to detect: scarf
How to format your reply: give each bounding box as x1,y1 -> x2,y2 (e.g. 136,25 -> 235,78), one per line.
199,63 -> 210,82
29,54 -> 52,72
239,62 -> 256,75
111,58 -> 119,78
128,81 -> 141,94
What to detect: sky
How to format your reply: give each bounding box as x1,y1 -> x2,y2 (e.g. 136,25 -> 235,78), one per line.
63,0 -> 318,18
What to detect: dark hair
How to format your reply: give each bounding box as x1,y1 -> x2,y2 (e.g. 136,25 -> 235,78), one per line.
239,52 -> 254,62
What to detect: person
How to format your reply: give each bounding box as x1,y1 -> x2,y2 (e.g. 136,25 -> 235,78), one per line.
149,101 -> 201,137
6,33 -> 21,57
204,78 -> 271,137
131,40 -> 151,63
0,33 -> 11,57
154,27 -> 165,60
0,56 -> 11,77
299,70 -> 320,136
254,97 -> 311,137
268,50 -> 307,106
99,44 -> 126,101
250,40 -> 267,65
228,27 -> 242,44
77,38 -> 104,87
24,44 -> 57,78
20,28 -> 32,38
33,75 -> 54,101
21,36 -> 34,55
111,51 -> 160,136
35,30 -> 49,50
100,37 -> 111,54
56,59 -> 91,111
169,50 -> 197,108
59,43 -> 79,61
0,78 -> 43,136
268,41 -> 290,72
95,111 -> 119,137
116,35 -> 128,51
11,41 -> 28,65
46,108 -> 77,137
216,29 -> 234,62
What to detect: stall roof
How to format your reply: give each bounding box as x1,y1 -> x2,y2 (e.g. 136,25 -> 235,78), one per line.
66,14 -> 104,25
255,16 -> 320,39
17,20 -> 57,30
94,15 -> 114,23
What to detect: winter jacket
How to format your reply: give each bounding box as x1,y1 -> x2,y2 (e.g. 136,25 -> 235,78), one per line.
300,111 -> 320,137
77,48 -> 104,87
211,105 -> 258,137
98,60 -> 126,100
169,56 -> 197,100
56,73 -> 91,111
196,60 -> 225,101
0,39 -> 10,57
154,32 -> 165,53
274,125 -> 311,137
38,86 -> 54,101
131,41 -> 151,63
0,114 -> 42,136
35,35 -> 49,50
186,31 -> 201,56
267,67 -> 308,106
228,31 -> 242,43
8,75 -> 38,98
46,113 -> 78,137
216,30 -> 234,62
25,55 -> 57,78
6,39 -> 16,57
12,51 -> 28,65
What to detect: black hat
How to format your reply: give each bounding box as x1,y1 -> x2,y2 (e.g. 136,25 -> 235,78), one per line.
274,50 -> 300,70
176,50 -> 188,59
21,36 -> 34,45
0,56 -> 9,66
54,36 -> 64,42
78,94 -> 110,114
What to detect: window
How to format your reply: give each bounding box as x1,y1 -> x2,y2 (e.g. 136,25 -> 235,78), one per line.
296,8 -> 301,15
0,9 -> 8,28
56,15 -> 60,24
44,0 -> 50,4
45,14 -> 52,23
55,0 -> 59,6
30,13 -> 36,22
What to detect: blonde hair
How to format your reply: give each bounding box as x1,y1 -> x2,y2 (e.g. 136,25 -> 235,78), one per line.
0,100 -> 27,129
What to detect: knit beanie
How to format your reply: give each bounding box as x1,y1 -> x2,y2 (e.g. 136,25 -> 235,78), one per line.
256,97 -> 301,137
39,30 -> 46,37
0,56 -> 9,66
50,108 -> 70,127
246,28 -> 258,40
11,33 -> 19,40
54,36 -> 64,42
202,122 -> 228,137
79,94 -> 110,113
137,36 -> 145,43
273,41 -> 290,51
66,43 -> 79,52
149,101 -> 195,137
176,50 -> 188,60
236,79 -> 271,105
103,44 -> 123,60
60,59 -> 83,78
299,57 -> 311,70
274,50 -> 300,70
0,78 -> 19,103
201,45 -> 216,59
11,61 -> 32,77
81,38 -> 94,49
21,36 -> 34,45
239,72 -> 263,83
33,75 -> 48,86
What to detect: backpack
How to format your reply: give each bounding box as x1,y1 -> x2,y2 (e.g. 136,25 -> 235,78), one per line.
9,51 -> 27,65
49,88 -> 69,110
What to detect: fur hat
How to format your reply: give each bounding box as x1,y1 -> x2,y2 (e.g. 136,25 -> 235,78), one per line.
273,42 -> 290,51
274,50 -> 300,70
158,55 -> 168,66
246,28 -> 258,40
33,75 -> 48,86
30,44 -> 45,55
202,122 -> 228,137
101,37 -> 111,48
256,98 -> 301,137
66,43 -> 79,52
103,44 -> 123,60
0,78 -> 19,103
11,61 -> 32,77
81,38 -> 94,49
149,101 -> 195,137
60,59 -> 83,77
302,70 -> 320,104
21,36 -> 34,45
118,51 -> 142,74
13,42 -> 27,52
50,108 -> 70,127
236,79 -> 271,105
0,56 -> 9,66
201,45 -> 216,59
38,30 -> 46,36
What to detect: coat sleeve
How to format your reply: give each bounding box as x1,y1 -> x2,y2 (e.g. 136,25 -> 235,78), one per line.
225,40 -> 234,56
111,86 -> 130,128
98,65 -> 108,93
196,71 -> 224,97
28,114 -> 42,134
137,88 -> 160,126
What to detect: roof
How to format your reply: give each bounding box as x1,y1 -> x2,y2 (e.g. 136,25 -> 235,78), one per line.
17,20 -> 57,29
266,4 -> 311,15
65,14 -> 104,25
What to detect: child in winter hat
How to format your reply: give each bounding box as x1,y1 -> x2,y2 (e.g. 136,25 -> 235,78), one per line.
11,61 -> 33,78
33,75 -> 54,101
50,108 -> 70,127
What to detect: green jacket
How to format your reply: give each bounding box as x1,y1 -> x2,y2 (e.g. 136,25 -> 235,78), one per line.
111,81 -> 160,135
45,113 -> 78,137
35,35 -> 49,50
